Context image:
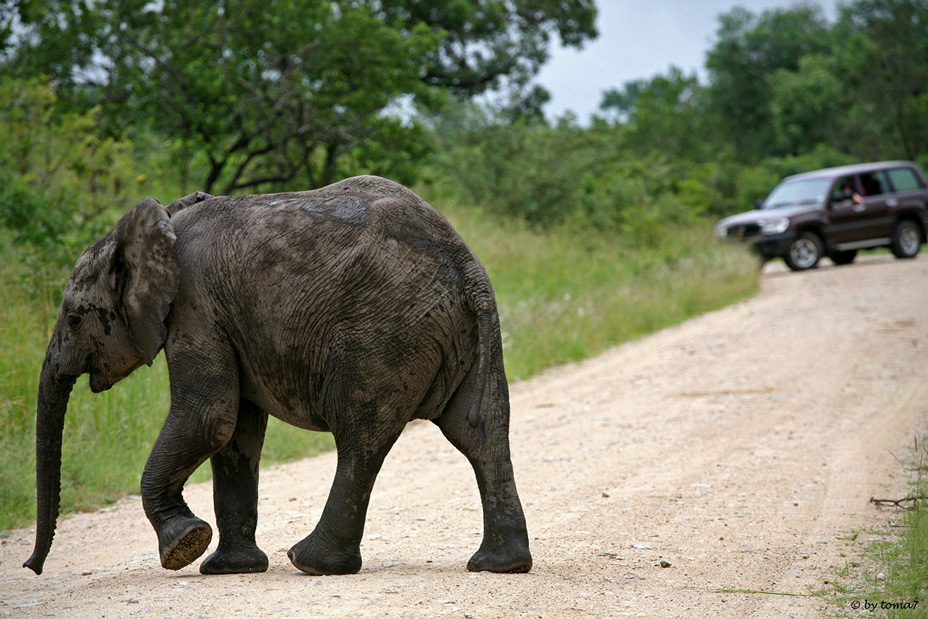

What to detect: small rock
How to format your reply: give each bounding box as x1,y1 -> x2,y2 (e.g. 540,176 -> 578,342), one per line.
659,560 -> 672,568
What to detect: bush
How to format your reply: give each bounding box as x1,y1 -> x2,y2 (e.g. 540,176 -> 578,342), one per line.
426,104 -> 607,227
0,77 -> 142,306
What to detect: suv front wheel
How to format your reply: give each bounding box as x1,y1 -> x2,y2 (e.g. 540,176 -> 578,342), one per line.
891,219 -> 921,259
784,231 -> 823,271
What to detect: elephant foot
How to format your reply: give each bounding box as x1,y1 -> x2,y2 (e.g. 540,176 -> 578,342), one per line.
467,537 -> 533,574
200,543 -> 268,575
287,531 -> 362,575
158,516 -> 213,570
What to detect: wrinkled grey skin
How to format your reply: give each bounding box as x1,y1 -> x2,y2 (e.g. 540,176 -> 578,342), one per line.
24,176 -> 531,577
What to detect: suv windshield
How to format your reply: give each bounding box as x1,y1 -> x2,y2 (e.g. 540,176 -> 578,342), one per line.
761,178 -> 831,210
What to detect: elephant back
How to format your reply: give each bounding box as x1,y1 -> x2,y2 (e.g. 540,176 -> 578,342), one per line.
171,176 -> 497,318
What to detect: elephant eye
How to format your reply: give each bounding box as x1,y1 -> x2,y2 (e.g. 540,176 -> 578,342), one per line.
66,313 -> 83,331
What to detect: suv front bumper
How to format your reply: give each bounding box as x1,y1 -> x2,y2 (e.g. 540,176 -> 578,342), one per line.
747,232 -> 797,260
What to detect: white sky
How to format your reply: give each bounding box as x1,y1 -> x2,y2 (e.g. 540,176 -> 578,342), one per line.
536,0 -> 840,121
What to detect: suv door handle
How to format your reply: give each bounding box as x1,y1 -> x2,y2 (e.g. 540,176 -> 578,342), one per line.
887,198 -> 899,207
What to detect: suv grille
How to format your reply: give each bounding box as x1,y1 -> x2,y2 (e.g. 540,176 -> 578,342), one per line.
727,224 -> 762,240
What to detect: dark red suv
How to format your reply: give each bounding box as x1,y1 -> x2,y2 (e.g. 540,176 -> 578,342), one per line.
715,161 -> 928,271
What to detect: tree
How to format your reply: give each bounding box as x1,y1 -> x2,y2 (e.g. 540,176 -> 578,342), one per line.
599,67 -> 709,160
6,1 -> 441,193
369,0 -> 597,96
769,54 -> 843,154
4,0 -> 597,194
705,4 -> 832,162
835,0 -> 928,160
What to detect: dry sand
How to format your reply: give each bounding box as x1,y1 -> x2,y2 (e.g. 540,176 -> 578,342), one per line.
3,254 -> 928,618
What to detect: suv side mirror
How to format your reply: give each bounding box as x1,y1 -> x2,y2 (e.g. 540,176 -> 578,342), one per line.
754,199 -> 764,209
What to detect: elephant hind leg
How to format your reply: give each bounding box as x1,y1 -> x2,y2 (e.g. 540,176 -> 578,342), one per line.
435,361 -> 532,573
461,457 -> 533,574
200,399 -> 269,575
288,417 -> 405,575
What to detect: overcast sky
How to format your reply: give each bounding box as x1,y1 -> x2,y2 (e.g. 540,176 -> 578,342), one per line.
536,0 -> 840,121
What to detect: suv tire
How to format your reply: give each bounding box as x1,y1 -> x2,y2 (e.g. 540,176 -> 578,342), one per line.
891,220 -> 921,259
830,249 -> 857,265
785,231 -> 823,271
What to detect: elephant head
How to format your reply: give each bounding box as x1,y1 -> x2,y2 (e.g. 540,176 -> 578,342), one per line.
23,198 -> 179,575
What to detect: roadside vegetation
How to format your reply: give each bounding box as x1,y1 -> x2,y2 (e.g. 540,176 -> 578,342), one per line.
864,495 -> 928,618
816,438 -> 928,618
0,0 -> 925,559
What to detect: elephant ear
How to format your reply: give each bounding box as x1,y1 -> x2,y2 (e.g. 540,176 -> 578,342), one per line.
111,197 -> 180,365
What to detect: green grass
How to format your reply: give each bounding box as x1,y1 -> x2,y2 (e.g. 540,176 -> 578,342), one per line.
858,439 -> 928,618
442,203 -> 758,380
817,438 -> 928,617
0,206 -> 757,531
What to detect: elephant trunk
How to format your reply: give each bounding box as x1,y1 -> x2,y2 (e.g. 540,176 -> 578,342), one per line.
23,337 -> 77,575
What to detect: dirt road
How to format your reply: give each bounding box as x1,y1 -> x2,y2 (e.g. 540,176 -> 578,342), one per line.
3,254 -> 928,618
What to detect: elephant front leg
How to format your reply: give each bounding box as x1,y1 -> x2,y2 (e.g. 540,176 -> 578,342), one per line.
141,347 -> 239,571
288,425 -> 403,575
141,412 -> 223,570
200,399 -> 269,575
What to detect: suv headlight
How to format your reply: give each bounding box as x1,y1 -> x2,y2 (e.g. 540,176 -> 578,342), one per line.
761,217 -> 789,235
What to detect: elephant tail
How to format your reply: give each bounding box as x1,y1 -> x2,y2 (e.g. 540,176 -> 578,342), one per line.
466,311 -> 492,428
461,255 -> 495,429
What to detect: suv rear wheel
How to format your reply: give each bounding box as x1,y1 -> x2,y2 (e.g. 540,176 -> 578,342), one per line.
784,231 -> 823,271
891,219 -> 921,259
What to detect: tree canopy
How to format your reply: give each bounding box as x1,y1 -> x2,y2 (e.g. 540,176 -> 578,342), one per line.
705,4 -> 833,161
1,0 -> 925,235
428,0 -> 928,230
2,0 -> 597,193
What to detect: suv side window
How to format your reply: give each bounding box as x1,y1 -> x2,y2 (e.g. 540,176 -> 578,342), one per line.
859,170 -> 891,196
831,175 -> 861,201
887,167 -> 924,192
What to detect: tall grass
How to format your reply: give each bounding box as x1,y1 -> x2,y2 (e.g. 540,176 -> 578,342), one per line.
0,206 -> 757,531
443,204 -> 758,380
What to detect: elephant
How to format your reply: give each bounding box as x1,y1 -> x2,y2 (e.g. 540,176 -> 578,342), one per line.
23,175 -> 532,577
